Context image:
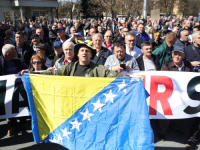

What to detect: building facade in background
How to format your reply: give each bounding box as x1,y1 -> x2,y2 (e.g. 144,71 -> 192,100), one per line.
0,0 -> 58,22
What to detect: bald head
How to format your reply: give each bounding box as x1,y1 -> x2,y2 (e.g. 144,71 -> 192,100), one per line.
93,33 -> 103,41
104,30 -> 113,43
63,41 -> 74,50
62,41 -> 74,59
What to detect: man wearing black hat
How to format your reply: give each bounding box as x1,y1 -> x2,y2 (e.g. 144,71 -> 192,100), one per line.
36,43 -> 47,60
30,34 -> 40,52
55,27 -> 70,43
30,34 -> 53,57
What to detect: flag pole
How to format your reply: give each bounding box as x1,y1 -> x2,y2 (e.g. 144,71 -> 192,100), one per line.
71,1 -> 73,19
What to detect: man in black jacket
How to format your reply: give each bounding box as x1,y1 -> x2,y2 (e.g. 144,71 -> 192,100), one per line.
15,31 -> 34,66
0,44 -> 30,136
136,41 -> 161,71
91,33 -> 112,65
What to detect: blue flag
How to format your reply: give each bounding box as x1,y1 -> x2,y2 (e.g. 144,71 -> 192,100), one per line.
198,13 -> 200,21
24,74 -> 154,150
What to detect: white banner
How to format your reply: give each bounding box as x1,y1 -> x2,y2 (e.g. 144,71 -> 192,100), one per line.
1,72 -> 200,119
0,74 -> 30,119
121,71 -> 200,119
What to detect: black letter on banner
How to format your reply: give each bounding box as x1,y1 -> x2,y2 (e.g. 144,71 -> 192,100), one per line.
184,76 -> 200,114
12,78 -> 29,114
0,80 -> 7,116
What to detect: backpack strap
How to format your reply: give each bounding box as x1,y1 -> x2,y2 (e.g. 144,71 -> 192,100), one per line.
192,44 -> 200,60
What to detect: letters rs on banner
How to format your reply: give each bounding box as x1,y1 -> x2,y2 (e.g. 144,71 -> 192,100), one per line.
0,74 -> 30,119
120,71 -> 200,119
1,71 -> 200,119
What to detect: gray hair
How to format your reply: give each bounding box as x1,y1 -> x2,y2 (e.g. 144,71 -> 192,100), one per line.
62,41 -> 75,50
180,30 -> 189,37
125,32 -> 136,40
192,31 -> 200,39
2,44 -> 15,55
92,33 -> 103,41
125,32 -> 136,45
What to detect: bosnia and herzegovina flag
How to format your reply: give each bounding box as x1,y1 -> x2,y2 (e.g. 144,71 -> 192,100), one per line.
72,4 -> 75,13
23,73 -> 154,150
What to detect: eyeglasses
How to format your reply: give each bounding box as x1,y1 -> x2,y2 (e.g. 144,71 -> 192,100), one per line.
32,61 -> 42,65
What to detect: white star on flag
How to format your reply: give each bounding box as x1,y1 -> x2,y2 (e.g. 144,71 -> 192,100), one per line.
70,118 -> 82,131
61,127 -> 71,140
49,136 -> 59,143
130,77 -> 140,83
56,133 -> 63,144
103,89 -> 117,103
116,79 -> 129,93
80,108 -> 94,122
92,99 -> 105,113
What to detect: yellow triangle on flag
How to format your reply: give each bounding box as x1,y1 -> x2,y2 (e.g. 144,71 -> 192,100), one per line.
29,74 -> 115,141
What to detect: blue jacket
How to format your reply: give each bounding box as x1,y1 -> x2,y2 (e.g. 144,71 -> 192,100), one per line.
0,56 -> 28,76
135,30 -> 149,41
135,30 -> 149,48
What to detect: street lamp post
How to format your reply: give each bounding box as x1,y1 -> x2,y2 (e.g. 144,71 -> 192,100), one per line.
143,0 -> 148,17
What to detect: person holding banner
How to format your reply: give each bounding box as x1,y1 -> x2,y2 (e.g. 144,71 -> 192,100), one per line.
157,46 -> 193,141
29,53 -> 47,71
0,44 -> 31,136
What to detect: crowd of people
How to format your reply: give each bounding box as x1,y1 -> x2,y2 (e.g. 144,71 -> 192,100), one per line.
1,15 -> 200,150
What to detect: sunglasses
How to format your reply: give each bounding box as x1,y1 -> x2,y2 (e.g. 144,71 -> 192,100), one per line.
32,61 -> 42,65
106,36 -> 112,37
